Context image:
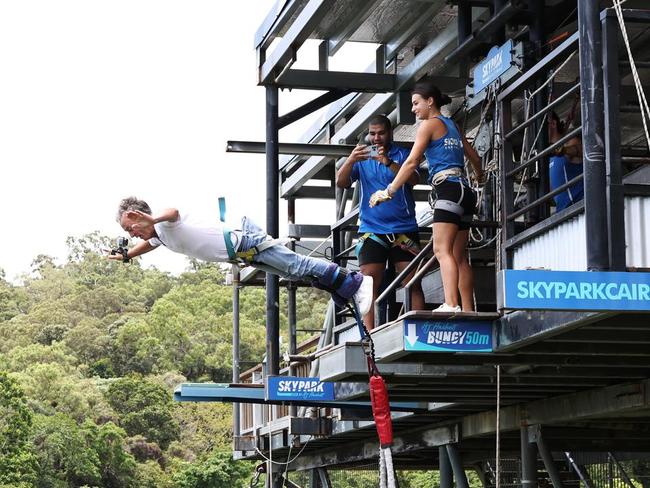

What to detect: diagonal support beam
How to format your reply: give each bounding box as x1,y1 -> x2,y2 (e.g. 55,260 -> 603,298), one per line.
259,0 -> 333,84
226,141 -> 355,157
278,90 -> 351,129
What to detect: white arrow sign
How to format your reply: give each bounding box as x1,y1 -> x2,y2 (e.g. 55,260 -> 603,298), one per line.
405,323 -> 419,347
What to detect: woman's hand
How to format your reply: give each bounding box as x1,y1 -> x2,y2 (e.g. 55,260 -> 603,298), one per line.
369,188 -> 392,207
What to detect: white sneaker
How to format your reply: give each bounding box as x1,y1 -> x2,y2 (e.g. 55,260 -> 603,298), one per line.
353,275 -> 374,317
433,303 -> 461,313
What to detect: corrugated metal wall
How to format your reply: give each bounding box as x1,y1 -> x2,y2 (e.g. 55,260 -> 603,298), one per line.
625,196 -> 650,269
512,214 -> 587,271
511,196 -> 650,270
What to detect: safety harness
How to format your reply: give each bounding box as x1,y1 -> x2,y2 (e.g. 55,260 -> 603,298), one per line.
218,197 -> 291,265
429,167 -> 475,225
355,232 -> 419,258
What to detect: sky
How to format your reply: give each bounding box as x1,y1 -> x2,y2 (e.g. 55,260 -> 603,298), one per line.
0,1 -> 377,282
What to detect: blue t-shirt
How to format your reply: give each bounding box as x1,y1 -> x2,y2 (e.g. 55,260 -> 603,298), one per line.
423,116 -> 465,184
549,154 -> 584,211
350,144 -> 418,234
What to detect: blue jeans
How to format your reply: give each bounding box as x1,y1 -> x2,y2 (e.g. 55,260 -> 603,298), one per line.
238,217 -> 330,281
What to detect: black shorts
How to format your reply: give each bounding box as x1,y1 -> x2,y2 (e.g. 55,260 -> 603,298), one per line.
357,232 -> 420,266
430,179 -> 477,230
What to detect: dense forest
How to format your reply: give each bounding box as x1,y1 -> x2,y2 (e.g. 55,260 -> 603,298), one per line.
0,232 -> 331,487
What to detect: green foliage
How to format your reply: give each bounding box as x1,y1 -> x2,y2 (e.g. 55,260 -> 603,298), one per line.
0,371 -> 38,486
106,376 -> 180,449
172,451 -> 252,488
0,232 -> 330,487
32,414 -> 102,487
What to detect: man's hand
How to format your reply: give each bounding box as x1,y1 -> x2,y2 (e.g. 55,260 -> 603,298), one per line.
349,144 -> 371,163
369,188 -> 392,207
106,252 -> 124,261
126,209 -> 155,225
374,145 -> 391,166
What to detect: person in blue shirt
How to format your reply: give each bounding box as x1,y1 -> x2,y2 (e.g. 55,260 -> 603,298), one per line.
548,111 -> 584,211
369,80 -> 483,313
337,114 -> 424,329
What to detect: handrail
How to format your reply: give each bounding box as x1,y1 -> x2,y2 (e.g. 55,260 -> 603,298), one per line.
373,241 -> 433,328
506,126 -> 582,178
507,173 -> 584,221
403,254 -> 439,312
504,83 -> 580,140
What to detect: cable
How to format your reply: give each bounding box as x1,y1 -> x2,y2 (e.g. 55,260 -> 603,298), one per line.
254,436 -> 313,466
613,0 -> 650,151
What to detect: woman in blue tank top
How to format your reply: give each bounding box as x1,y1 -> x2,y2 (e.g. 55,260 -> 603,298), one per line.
369,79 -> 483,313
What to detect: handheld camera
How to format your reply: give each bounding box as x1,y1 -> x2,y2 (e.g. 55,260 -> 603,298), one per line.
110,237 -> 130,263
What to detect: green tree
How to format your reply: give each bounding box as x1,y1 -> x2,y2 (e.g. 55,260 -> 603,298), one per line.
172,451 -> 252,488
106,376 -> 180,449
32,413 -> 101,487
84,421 -> 138,488
0,371 -> 38,486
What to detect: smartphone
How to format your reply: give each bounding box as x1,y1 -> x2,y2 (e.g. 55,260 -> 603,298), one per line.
368,145 -> 379,158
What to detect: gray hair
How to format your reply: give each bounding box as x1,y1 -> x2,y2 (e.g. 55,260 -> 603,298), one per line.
116,196 -> 152,221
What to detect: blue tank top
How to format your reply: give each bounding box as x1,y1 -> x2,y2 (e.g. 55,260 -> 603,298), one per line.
549,154 -> 584,211
423,116 -> 465,184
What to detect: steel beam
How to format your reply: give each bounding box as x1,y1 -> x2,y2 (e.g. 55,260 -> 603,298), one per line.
278,90 -> 351,129
289,425 -> 459,471
578,0 -> 608,270
602,14 -> 626,271
276,69 -> 395,92
447,444 -> 470,488
497,309 -> 608,351
385,1 -> 447,61
521,426 -> 537,488
327,0 -> 381,56
232,268 -> 241,439
530,425 -> 564,488
462,380 -> 650,438
266,85 -> 280,376
227,140 -> 356,157
255,0 -> 302,50
440,445 -> 453,488
259,0 -> 333,84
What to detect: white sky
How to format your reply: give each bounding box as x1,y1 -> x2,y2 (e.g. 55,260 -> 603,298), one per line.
0,1 -> 378,282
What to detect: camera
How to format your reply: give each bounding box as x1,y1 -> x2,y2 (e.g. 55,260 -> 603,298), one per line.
111,237 -> 130,263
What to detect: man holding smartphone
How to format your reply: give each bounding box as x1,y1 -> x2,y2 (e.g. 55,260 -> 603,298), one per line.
336,115 -> 424,329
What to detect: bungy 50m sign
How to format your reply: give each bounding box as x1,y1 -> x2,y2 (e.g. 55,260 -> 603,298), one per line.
403,320 -> 493,352
498,270 -> 650,311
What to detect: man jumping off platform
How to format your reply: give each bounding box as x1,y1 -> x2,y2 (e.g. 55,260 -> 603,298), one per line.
108,197 -> 373,315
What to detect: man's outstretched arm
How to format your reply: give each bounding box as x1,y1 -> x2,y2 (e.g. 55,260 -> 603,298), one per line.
107,240 -> 157,261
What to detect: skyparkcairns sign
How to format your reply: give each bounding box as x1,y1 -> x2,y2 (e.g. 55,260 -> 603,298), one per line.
498,270 -> 650,311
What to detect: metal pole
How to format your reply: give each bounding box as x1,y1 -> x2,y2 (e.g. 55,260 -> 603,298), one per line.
232,267 -> 241,439
520,426 -> 537,488
578,0 -> 609,270
266,84 -> 280,377
287,198 -> 298,418
439,446 -> 453,488
602,14 -> 626,271
534,427 -> 564,488
446,444 -> 470,488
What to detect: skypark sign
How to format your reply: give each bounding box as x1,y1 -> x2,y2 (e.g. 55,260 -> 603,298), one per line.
266,376 -> 335,402
498,270 -> 650,311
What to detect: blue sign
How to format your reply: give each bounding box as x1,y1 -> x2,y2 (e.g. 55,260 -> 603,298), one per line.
404,320 -> 493,352
266,376 -> 335,402
499,270 -> 650,311
473,40 -> 513,93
